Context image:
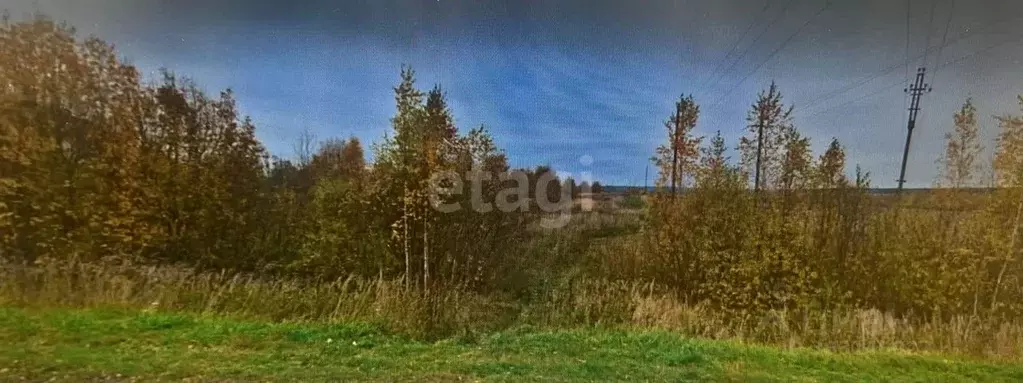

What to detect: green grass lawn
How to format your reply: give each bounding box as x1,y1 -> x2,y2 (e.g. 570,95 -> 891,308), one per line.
1,307 -> 1020,382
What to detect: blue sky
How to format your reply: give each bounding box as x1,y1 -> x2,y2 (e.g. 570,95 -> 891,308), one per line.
7,0 -> 1023,187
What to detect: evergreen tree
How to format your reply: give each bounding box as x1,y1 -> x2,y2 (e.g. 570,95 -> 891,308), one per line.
739,82 -> 794,191
778,129 -> 812,191
816,138 -> 847,189
653,94 -> 702,194
696,131 -> 744,191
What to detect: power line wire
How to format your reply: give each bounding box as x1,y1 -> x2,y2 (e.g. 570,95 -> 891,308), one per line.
803,31 -> 1023,119
921,0 -> 939,66
706,0 -> 832,111
697,0 -> 774,90
800,14 -> 1020,114
805,81 -> 903,119
933,30 -> 1019,72
903,0 -> 912,122
916,0 -> 954,125
700,0 -> 798,97
931,0 -> 956,84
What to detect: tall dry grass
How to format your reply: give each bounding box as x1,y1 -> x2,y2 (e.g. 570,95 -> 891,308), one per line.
3,259 -> 1021,359
0,259 -> 514,339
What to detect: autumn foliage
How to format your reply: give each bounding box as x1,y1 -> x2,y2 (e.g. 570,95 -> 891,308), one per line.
3,17 -> 1023,356
628,81 -> 1023,322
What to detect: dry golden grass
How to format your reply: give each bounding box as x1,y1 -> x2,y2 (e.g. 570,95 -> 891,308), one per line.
4,259 -> 1021,360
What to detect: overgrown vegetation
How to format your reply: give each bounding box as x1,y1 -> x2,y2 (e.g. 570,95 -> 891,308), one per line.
4,307 -> 1023,382
3,15 -> 1023,368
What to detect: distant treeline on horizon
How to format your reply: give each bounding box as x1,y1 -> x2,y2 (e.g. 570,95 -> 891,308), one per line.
599,185 -> 1000,195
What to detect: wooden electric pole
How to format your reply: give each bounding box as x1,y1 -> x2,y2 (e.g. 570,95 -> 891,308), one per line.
754,119 -> 764,193
897,67 -> 932,191
644,164 -> 649,194
670,104 -> 680,197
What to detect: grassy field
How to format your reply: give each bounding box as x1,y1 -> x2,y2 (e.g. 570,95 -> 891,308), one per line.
1,307 -> 1021,382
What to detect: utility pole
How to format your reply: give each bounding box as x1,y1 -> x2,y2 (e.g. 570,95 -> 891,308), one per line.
670,103 -> 680,197
644,164 -> 649,194
897,67 -> 932,191
754,119 -> 764,193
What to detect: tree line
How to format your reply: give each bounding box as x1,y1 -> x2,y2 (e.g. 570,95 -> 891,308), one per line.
625,82 -> 1023,319
3,16 -> 1023,324
0,17 -> 597,291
